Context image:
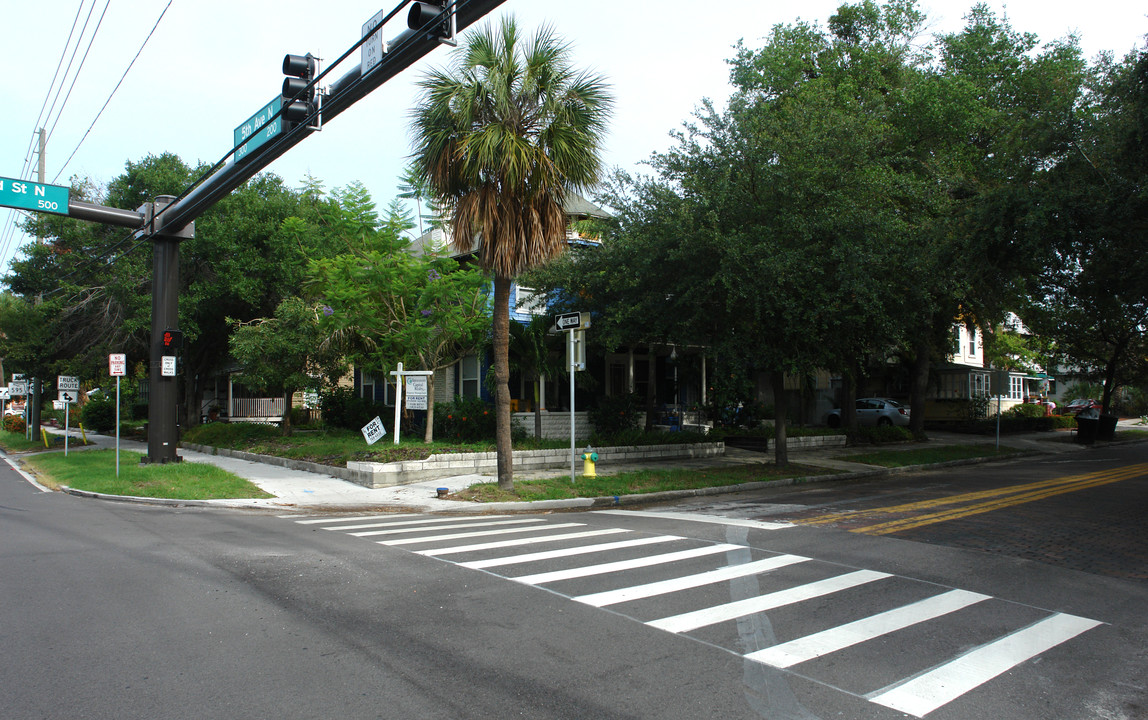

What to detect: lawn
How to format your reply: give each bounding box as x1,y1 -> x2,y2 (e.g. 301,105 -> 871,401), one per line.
451,463 -> 833,502
23,449 -> 272,500
0,429 -> 81,453
839,444 -> 1024,468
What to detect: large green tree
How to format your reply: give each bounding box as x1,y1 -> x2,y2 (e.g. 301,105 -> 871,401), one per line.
306,184 -> 490,442
411,17 -> 613,488
6,154 -> 340,424
1022,47 -> 1148,412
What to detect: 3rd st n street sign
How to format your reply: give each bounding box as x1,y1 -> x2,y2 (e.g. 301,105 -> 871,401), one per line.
0,176 -> 69,216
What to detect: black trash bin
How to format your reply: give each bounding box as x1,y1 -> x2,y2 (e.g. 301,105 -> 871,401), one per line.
1097,414 -> 1118,441
1075,416 -> 1098,444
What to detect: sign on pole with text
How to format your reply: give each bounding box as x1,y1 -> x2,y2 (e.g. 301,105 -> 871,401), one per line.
109,353 -> 127,377
0,176 -> 69,216
405,375 -> 428,410
161,356 -> 177,377
58,375 -> 80,392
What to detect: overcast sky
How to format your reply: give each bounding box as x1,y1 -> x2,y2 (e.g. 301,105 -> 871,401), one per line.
2,0 -> 1146,271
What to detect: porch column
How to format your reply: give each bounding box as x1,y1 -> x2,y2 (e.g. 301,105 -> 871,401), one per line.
627,347 -> 635,393
228,374 -> 234,420
539,374 -> 547,411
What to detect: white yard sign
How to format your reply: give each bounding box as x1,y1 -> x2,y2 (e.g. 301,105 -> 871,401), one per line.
361,416 -> 387,445
405,375 -> 428,410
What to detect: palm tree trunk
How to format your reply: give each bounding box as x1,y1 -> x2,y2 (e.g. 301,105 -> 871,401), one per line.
493,275 -> 514,490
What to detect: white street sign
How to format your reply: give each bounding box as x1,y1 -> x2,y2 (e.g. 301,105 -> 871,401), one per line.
361,9 -> 389,75
58,375 -> 79,392
109,353 -> 127,377
553,311 -> 590,332
10,381 -> 28,396
405,375 -> 428,410
361,416 -> 387,445
58,390 -> 79,404
0,388 -> 8,400
161,356 -> 177,377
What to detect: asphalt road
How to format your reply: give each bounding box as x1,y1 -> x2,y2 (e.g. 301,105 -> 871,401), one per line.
3,445 -> 1147,719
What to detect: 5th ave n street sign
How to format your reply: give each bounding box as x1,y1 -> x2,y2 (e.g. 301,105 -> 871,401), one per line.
0,176 -> 69,216
234,96 -> 284,163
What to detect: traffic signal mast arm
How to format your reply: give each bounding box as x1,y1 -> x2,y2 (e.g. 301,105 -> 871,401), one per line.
153,0 -> 505,234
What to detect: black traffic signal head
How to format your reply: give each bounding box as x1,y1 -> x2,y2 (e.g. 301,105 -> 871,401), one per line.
408,2 -> 454,42
282,53 -> 318,124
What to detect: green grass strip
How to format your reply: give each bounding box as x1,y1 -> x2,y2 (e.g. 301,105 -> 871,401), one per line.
453,463 -> 831,502
839,444 -> 1023,468
23,449 -> 273,500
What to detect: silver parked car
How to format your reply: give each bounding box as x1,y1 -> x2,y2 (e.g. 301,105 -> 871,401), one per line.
826,398 -> 910,428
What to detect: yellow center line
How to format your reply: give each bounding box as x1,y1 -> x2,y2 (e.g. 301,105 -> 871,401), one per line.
852,465 -> 1148,535
796,464 -> 1148,526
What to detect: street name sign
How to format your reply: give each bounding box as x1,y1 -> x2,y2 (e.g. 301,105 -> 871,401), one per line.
109,353 -> 127,377
553,311 -> 590,332
58,375 -> 80,392
234,96 -> 283,163
0,176 -> 69,216
361,415 -> 386,445
362,9 -> 389,75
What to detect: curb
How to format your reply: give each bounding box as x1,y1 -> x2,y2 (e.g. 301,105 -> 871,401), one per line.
45,436 -> 1139,514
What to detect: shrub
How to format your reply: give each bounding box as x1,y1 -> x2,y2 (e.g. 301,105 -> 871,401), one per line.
319,387 -> 381,430
1006,403 -> 1047,419
80,396 -> 117,433
588,393 -> 640,436
4,415 -> 26,433
436,396 -> 497,443
847,425 -> 915,444
131,403 -> 149,421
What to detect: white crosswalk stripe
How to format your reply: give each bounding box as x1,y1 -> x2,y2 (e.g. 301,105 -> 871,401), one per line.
296,512 -> 1102,717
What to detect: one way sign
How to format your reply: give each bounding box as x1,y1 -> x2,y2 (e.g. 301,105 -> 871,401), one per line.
59,390 -> 78,404
553,311 -> 590,332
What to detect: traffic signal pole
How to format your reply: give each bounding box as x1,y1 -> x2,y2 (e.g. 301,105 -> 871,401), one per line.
143,196 -> 188,463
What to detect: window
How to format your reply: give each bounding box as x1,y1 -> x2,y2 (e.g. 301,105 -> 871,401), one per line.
514,285 -> 546,315
1009,375 -> 1024,400
969,335 -> 977,355
361,370 -> 395,405
460,354 -> 480,398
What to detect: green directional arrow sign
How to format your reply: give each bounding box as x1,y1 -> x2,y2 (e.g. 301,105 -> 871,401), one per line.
0,176 -> 69,216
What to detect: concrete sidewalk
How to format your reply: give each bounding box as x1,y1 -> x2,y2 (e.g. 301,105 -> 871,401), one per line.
29,421 -> 1145,514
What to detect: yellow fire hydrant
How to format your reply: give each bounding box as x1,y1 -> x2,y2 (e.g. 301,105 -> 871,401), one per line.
581,446 -> 599,478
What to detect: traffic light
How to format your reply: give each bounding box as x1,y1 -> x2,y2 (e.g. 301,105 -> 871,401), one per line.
407,1 -> 455,43
162,329 -> 183,351
282,53 -> 318,126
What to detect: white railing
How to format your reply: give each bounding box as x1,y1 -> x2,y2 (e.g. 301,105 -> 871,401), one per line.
231,397 -> 285,419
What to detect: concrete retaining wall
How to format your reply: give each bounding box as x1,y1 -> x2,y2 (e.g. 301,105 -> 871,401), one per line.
345,442 -> 725,488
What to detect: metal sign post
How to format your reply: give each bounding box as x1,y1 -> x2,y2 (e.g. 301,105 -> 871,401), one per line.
553,312 -> 590,484
110,354 -> 127,476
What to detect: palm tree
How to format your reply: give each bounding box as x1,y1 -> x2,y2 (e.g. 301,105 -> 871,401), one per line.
411,17 -> 612,490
